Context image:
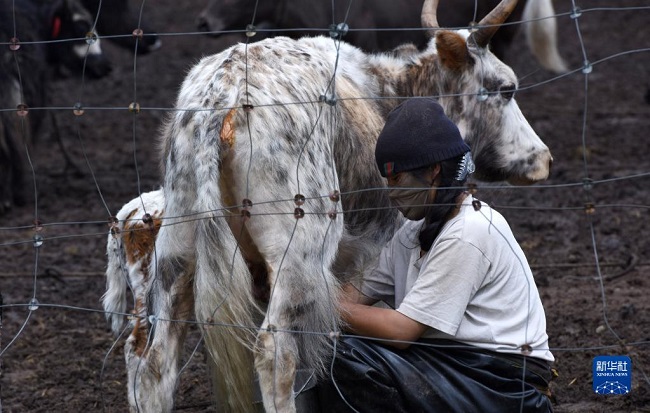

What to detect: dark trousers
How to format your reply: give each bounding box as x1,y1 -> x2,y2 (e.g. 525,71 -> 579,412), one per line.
316,337 -> 555,413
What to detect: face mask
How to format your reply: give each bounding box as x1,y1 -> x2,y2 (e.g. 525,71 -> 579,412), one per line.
388,173 -> 433,221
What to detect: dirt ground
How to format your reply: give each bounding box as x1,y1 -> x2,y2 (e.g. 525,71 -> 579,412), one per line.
1,1 -> 649,412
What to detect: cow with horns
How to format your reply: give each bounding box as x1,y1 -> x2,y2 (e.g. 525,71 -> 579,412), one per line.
0,0 -> 111,214
104,0 -> 552,411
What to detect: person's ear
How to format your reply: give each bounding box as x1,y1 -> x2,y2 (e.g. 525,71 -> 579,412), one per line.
430,164 -> 442,185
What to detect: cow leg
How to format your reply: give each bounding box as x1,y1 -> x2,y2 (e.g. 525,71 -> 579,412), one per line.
125,267 -> 194,413
255,294 -> 299,413
49,114 -> 83,177
251,219 -> 342,413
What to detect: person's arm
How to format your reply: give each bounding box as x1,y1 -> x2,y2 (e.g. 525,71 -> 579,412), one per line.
340,283 -> 427,349
340,301 -> 428,350
340,282 -> 378,306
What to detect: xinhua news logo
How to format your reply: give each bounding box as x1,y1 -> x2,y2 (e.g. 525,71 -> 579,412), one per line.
593,355 -> 632,395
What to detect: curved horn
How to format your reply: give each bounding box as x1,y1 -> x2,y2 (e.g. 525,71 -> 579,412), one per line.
472,0 -> 519,48
421,0 -> 440,38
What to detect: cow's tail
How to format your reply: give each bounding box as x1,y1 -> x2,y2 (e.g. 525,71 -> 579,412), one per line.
155,107 -> 258,413
194,202 -> 258,413
523,0 -> 569,73
103,203 -> 130,335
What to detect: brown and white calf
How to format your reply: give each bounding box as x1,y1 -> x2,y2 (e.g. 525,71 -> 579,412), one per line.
103,190 -> 188,412
104,0 -> 553,411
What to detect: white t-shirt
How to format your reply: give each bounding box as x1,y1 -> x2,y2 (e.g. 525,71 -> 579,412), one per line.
360,196 -> 554,362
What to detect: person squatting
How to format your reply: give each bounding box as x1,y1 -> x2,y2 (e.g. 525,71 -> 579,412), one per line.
317,98 -> 556,413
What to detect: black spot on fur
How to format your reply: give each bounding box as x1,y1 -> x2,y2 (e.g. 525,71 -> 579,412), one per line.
169,148 -> 176,168
286,300 -> 316,322
180,112 -> 193,129
272,166 -> 289,185
160,257 -> 189,292
305,148 -> 316,165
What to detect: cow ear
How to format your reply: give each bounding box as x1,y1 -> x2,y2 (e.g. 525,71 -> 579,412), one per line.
435,31 -> 473,72
44,0 -> 66,36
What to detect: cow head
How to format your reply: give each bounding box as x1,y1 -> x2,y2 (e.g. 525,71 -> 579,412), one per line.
45,0 -> 112,78
421,0 -> 552,185
80,0 -> 162,54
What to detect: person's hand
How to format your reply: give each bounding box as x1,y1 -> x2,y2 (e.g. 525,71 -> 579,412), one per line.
339,300 -> 428,349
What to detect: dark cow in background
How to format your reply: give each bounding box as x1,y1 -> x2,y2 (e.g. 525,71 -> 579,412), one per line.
43,0 -> 113,79
0,0 -> 111,214
81,0 -> 162,54
197,0 -> 567,73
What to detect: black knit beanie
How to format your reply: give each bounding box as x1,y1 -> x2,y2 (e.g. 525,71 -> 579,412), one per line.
375,98 -> 470,177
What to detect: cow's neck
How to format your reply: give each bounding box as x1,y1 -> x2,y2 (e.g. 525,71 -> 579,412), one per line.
368,52 -> 444,117
400,53 -> 443,98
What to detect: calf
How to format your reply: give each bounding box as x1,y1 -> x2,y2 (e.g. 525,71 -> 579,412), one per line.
108,0 -> 553,411
0,0 -> 111,214
103,190 -> 186,411
197,0 -> 567,73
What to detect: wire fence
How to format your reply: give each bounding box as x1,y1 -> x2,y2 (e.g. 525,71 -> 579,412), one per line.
1,0 -> 649,412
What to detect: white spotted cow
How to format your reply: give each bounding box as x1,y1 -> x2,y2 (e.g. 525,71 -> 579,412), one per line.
105,0 -> 553,411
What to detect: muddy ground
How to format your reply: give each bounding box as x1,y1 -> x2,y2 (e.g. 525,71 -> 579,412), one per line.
1,1 -> 649,412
